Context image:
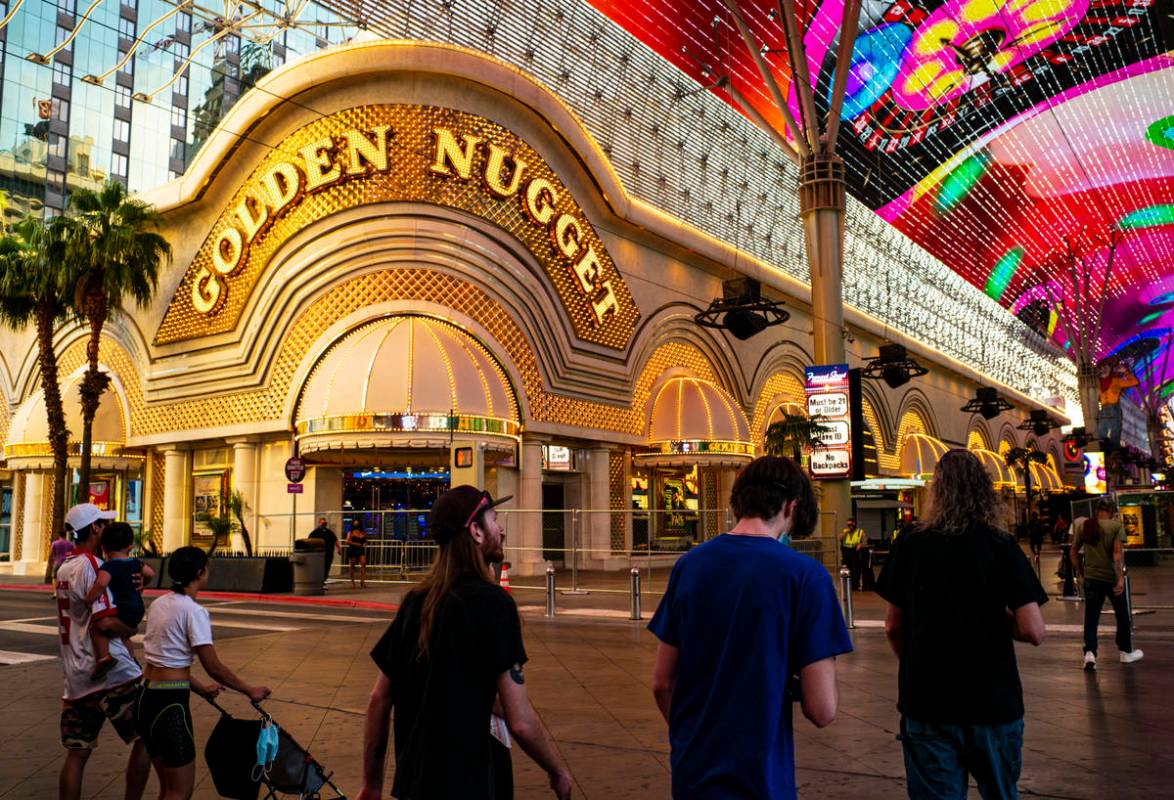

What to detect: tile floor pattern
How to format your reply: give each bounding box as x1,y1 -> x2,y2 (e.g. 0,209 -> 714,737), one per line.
2,597 -> 1173,799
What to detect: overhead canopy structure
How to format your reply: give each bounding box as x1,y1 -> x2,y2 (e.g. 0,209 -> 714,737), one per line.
900,433 -> 949,479
584,0 -> 1174,384
637,377 -> 754,468
972,447 -> 1017,489
1026,460 -> 1065,493
295,316 -> 521,456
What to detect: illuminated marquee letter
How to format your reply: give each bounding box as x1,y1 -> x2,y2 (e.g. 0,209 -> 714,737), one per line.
211,227 -> 243,275
261,161 -> 302,214
553,214 -> 583,259
234,192 -> 269,243
483,143 -> 528,198
430,128 -> 482,179
342,125 -> 391,176
299,137 -> 342,192
524,178 -> 558,225
592,281 -> 619,324
191,267 -> 222,314
571,245 -> 603,294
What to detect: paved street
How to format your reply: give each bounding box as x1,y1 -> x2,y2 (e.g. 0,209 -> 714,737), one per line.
2,552 -> 1173,799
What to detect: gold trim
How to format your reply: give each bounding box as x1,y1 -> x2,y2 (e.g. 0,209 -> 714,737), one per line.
3,441 -> 133,459
296,412 -> 520,440
638,440 -> 755,458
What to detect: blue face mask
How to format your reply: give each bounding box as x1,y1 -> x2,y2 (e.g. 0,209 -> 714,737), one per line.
253,720 -> 280,778
778,532 -> 792,547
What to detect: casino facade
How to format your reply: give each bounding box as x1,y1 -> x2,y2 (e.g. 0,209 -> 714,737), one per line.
0,41 -> 1081,575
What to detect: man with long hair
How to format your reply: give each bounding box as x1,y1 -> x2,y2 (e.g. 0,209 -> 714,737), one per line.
357,485 -> 572,800
877,449 -> 1046,799
1071,497 -> 1143,670
648,455 -> 852,798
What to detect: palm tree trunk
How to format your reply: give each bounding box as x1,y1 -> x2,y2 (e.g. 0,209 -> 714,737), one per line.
36,301 -> 69,539
77,286 -> 108,492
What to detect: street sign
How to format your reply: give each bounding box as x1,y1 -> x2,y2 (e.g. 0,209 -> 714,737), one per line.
287,483 -> 304,494
284,456 -> 306,483
805,364 -> 853,480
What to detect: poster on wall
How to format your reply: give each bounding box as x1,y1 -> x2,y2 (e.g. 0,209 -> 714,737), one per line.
88,481 -> 110,511
1120,504 -> 1144,547
192,471 -> 229,549
805,364 -> 853,480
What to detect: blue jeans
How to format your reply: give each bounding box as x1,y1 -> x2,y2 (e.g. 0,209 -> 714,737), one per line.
900,717 -> 1023,799
1097,403 -> 1122,445
1082,578 -> 1133,655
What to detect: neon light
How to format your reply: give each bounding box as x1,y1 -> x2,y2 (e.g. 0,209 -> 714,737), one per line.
1146,115 -> 1174,151
935,152 -> 990,214
985,246 -> 1024,301
1150,292 -> 1174,307
1140,310 -> 1165,325
1119,204 -> 1174,231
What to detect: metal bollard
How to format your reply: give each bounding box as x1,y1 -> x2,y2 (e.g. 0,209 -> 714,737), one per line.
545,562 -> 556,617
839,564 -> 855,629
1122,566 -> 1134,636
630,567 -> 642,621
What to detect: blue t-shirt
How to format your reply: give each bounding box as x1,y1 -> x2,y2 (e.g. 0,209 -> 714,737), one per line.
648,534 -> 853,799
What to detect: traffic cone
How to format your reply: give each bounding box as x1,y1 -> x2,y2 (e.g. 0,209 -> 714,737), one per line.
499,562 -> 512,594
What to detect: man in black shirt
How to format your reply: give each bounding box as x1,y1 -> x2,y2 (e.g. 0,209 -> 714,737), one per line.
307,518 -> 340,587
877,450 -> 1046,799
357,485 -> 573,800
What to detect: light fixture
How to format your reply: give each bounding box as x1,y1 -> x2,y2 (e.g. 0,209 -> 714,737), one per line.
961,387 -> 1012,420
1063,426 -> 1091,449
694,277 -> 789,341
1017,409 -> 1061,438
862,344 -> 928,389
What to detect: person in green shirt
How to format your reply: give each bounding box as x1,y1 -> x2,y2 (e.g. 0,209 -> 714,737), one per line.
1070,498 -> 1144,671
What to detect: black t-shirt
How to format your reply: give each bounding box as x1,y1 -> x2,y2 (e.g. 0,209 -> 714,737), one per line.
308,526 -> 337,551
371,575 -> 526,799
875,523 -> 1047,725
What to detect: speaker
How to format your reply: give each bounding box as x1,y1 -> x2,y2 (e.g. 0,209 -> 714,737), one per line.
722,308 -> 769,340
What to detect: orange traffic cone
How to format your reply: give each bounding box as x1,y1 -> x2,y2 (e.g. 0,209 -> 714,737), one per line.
499,562 -> 512,594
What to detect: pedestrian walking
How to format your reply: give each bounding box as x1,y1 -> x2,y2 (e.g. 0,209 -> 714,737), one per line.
48,526 -> 72,580
1071,498 -> 1144,670
877,449 -> 1046,800
357,485 -> 572,800
344,521 -> 368,588
53,503 -> 150,800
1028,512 -> 1044,561
308,516 -> 341,587
648,455 -> 852,799
137,546 -> 271,800
841,517 -> 866,590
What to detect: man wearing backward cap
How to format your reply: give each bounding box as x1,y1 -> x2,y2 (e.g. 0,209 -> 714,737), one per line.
357,485 -> 573,800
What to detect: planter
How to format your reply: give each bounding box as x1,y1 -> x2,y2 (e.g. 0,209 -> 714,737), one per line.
203,556 -> 293,593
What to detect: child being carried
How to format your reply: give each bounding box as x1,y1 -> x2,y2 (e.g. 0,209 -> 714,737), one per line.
84,522 -> 155,679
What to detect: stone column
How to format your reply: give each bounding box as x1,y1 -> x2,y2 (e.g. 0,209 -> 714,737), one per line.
586,447 -> 611,567
230,440 -> 258,554
163,449 -> 190,553
515,439 -> 544,575
16,471 -> 46,576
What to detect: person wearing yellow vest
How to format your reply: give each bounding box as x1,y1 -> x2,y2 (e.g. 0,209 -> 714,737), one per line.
841,519 -> 866,591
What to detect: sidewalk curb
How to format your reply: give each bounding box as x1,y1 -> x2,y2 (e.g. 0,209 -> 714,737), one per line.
0,583 -> 398,612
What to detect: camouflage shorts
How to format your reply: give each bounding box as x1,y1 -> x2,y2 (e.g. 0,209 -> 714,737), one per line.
60,678 -> 141,750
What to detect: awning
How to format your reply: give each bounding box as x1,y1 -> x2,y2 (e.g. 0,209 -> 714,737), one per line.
636,376 -> 753,469
900,433 -> 949,479
972,448 -> 1017,488
1027,461 -> 1065,493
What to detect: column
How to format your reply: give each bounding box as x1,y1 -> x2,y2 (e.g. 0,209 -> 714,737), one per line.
230,440 -> 258,554
515,439 -> 544,575
586,447 -> 611,567
163,449 -> 190,553
16,472 -> 46,576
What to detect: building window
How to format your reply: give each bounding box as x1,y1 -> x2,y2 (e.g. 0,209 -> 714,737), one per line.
177,12 -> 190,33
170,106 -> 186,128
54,98 -> 70,124
56,25 -> 72,47
169,138 -> 184,162
175,73 -> 188,96
118,17 -> 134,38
52,61 -> 70,86
111,152 -> 128,176
76,152 -> 90,177
115,85 -> 132,107
113,117 -> 130,142
173,40 -> 189,59
48,135 -> 67,159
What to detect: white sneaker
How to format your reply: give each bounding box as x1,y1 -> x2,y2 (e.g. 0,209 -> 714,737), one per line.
1082,652 -> 1096,671
1119,649 -> 1144,664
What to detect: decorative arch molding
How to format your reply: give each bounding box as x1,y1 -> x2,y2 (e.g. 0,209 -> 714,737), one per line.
997,423 -> 1020,454
895,389 -> 940,441
966,418 -> 994,452
751,372 -> 807,444
858,381 -> 894,455
628,306 -> 745,404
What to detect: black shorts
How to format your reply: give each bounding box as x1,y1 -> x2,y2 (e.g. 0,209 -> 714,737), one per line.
134,680 -> 195,768
346,546 -> 365,561
60,678 -> 141,750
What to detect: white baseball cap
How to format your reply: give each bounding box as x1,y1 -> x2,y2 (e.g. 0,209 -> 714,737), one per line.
65,503 -> 117,534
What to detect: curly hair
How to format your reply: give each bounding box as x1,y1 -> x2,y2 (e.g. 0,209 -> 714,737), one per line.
921,449 -> 1003,533
729,455 -> 819,538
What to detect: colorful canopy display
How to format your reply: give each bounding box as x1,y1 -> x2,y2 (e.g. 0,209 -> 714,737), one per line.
588,0 -> 1173,384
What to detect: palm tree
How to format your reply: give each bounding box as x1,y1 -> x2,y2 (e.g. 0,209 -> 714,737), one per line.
0,215 -> 72,538
765,413 -> 831,460
63,181 -> 171,490
228,489 -> 254,557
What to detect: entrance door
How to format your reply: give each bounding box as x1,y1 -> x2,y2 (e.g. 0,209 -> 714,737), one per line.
541,483 -> 565,563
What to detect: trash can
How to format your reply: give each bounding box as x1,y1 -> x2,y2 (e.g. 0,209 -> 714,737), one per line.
291,538 -> 325,596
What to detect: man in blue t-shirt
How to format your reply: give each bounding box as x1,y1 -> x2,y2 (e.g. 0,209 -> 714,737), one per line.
648,455 -> 853,799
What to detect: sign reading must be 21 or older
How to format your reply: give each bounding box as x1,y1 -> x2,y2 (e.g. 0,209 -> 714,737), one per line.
805,364 -> 853,480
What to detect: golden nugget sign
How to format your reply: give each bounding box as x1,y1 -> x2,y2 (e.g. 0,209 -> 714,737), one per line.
157,105 -> 638,348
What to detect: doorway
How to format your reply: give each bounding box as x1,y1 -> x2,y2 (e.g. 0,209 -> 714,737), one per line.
541,483 -> 566,563
342,467 -> 450,538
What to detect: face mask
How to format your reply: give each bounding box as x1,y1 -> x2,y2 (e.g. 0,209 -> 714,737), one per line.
252,719 -> 280,779
777,532 -> 792,547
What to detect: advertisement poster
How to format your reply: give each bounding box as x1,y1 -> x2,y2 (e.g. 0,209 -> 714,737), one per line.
805,364 -> 853,480
87,481 -> 110,511
1120,504 -> 1144,547
1084,452 -> 1107,495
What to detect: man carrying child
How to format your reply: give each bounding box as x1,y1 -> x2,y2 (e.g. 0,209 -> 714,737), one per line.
86,521 -> 155,679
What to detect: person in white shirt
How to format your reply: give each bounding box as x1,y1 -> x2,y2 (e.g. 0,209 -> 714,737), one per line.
137,546 -> 270,800
54,502 -> 150,800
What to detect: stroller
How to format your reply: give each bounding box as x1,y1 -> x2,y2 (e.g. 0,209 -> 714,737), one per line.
203,696 -> 346,800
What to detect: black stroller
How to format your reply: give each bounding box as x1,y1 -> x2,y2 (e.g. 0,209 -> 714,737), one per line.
203,696 -> 346,800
